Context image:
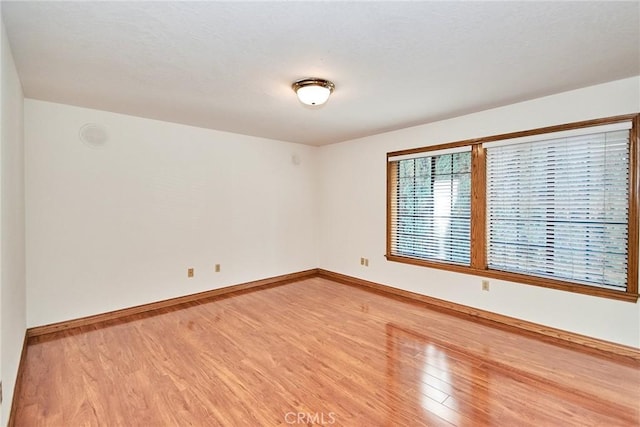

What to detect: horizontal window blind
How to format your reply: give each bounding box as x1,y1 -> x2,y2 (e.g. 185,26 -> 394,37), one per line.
388,145 -> 472,162
390,148 -> 471,265
483,121 -> 632,149
486,128 -> 630,290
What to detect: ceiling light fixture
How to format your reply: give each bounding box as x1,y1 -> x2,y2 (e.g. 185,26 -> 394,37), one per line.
292,78 -> 335,106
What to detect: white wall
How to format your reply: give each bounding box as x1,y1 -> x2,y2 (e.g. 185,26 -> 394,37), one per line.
21,74 -> 640,351
319,76 -> 640,348
25,100 -> 319,327
1,16 -> 26,426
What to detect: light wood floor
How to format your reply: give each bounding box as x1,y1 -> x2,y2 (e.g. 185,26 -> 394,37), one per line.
12,277 -> 640,426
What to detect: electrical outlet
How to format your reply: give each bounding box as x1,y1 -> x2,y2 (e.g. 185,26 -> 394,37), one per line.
360,257 -> 365,265
482,280 -> 490,291
188,268 -> 194,278
215,264 -> 221,273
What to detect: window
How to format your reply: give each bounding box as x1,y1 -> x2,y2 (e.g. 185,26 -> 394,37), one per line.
387,114 -> 639,301
486,125 -> 630,291
389,147 -> 471,265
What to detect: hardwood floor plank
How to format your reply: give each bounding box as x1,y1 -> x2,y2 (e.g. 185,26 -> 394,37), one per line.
12,277 -> 640,426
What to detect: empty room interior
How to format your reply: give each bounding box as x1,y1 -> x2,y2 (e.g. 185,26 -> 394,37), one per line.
1,2 -> 640,426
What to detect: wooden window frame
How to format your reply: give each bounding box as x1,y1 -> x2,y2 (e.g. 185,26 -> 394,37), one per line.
386,114 -> 640,302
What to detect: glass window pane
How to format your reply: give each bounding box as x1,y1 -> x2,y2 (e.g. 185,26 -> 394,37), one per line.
391,151 -> 471,266
486,129 -> 630,291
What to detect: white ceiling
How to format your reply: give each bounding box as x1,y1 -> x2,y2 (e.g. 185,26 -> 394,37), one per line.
2,1 -> 639,146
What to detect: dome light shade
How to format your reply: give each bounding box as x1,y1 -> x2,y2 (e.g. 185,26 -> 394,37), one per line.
292,78 -> 335,106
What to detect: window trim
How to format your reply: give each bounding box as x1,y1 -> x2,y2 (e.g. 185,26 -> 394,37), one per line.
386,114 -> 640,302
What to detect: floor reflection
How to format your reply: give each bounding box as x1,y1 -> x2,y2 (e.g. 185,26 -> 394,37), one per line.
385,323 -> 637,426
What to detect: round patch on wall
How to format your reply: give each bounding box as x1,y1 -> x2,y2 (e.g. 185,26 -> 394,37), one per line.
79,123 -> 108,147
